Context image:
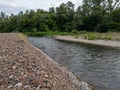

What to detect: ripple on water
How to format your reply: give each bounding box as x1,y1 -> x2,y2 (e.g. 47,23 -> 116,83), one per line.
29,37 -> 120,90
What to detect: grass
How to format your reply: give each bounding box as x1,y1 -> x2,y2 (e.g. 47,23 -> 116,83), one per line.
23,31 -> 70,37
77,31 -> 114,40
23,31 -> 120,41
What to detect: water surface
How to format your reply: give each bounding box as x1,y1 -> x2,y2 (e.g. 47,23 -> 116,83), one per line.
29,37 -> 120,90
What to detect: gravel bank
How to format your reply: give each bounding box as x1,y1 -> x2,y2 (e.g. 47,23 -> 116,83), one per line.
0,33 -> 92,90
55,36 -> 120,47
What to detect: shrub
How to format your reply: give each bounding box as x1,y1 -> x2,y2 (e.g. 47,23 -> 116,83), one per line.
87,34 -> 97,40
32,28 -> 37,32
71,29 -> 79,35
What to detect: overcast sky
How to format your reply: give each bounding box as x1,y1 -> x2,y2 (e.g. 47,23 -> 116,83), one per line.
0,0 -> 82,15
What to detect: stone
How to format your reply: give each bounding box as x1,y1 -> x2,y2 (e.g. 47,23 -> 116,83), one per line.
46,83 -> 51,88
44,74 -> 48,78
12,66 -> 17,69
36,70 -> 40,75
7,85 -> 13,88
21,72 -> 24,75
24,85 -> 31,90
9,75 -> 14,79
11,87 -> 17,90
41,70 -> 45,74
36,85 -> 41,90
15,82 -> 22,88
43,78 -> 48,83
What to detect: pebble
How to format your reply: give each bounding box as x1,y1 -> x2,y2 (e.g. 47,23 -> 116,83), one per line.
36,70 -> 41,75
0,56 -> 2,59
46,83 -> 51,88
24,74 -> 28,77
15,82 -> 22,88
36,85 -> 41,90
0,71 -> 2,74
9,75 -> 14,79
24,85 -> 31,90
11,87 -> 17,90
7,85 -> 13,88
41,70 -> 45,74
21,72 -> 24,75
12,66 -> 17,69
43,78 -> 48,83
44,74 -> 48,78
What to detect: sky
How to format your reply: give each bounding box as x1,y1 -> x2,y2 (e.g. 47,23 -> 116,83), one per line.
0,0 -> 82,15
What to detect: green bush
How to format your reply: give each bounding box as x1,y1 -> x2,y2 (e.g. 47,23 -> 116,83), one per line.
32,28 -> 37,32
71,29 -> 79,35
87,34 -> 97,40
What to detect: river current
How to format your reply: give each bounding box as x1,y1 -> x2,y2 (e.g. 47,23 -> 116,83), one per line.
29,37 -> 120,90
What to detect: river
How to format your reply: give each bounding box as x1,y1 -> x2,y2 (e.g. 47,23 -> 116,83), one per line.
29,37 -> 120,90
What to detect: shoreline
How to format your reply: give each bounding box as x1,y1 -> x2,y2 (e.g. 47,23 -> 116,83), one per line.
0,33 -> 92,90
55,36 -> 120,47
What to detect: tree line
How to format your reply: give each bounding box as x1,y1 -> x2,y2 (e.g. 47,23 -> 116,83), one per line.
0,0 -> 120,33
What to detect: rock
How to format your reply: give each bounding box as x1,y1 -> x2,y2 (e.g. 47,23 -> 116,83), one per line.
21,72 -> 24,75
36,85 -> 41,90
41,70 -> 45,74
44,74 -> 48,78
46,83 -> 51,88
24,85 -> 31,90
12,66 -> 17,69
11,87 -> 17,90
15,82 -> 22,88
36,70 -> 40,75
0,71 -> 2,74
80,81 -> 91,90
9,75 -> 14,79
7,85 -> 13,88
0,56 -> 2,59
43,78 -> 48,83
40,87 -> 50,90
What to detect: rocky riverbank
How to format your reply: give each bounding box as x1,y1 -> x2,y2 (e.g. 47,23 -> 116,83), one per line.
55,36 -> 120,47
0,33 -> 92,90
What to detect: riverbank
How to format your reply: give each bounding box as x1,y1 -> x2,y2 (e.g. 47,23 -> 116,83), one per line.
55,36 -> 120,47
0,33 -> 92,90
24,31 -> 120,41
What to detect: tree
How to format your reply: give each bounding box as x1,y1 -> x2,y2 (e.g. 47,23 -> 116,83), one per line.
56,3 -> 67,31
0,11 -> 6,18
73,6 -> 83,30
49,7 -> 55,13
0,0 -> 120,33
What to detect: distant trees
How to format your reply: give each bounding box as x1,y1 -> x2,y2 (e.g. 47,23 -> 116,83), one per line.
74,0 -> 120,32
55,1 -> 75,32
0,0 -> 120,33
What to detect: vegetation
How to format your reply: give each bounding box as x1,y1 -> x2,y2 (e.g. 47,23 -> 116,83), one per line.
23,31 -> 70,37
0,0 -> 120,34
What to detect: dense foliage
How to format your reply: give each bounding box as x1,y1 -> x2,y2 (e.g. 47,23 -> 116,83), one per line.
0,0 -> 120,33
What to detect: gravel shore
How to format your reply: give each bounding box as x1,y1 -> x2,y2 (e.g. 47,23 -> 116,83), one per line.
55,36 -> 120,47
0,33 -> 92,90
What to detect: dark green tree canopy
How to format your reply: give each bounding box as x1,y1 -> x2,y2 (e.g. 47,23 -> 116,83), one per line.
0,0 -> 120,33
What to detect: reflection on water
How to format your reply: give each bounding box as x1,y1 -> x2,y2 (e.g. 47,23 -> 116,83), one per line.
29,37 -> 120,90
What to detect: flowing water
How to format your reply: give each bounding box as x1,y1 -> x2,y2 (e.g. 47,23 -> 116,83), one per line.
29,37 -> 120,90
